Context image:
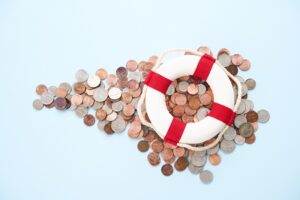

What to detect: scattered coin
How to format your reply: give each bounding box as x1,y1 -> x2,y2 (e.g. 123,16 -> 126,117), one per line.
209,153 -> 221,165
239,122 -> 254,138
36,84 -> 48,95
257,109 -> 270,123
41,92 -> 54,105
137,140 -> 149,152
75,69 -> 89,82
200,170 -> 213,184
147,152 -> 160,166
161,164 -> 174,176
175,157 -> 189,171
84,114 -> 95,126
220,139 -> 235,153
234,134 -> 246,145
32,99 -> 44,110
54,97 -> 67,110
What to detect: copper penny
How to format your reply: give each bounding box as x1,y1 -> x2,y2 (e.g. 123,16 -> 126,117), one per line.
107,74 -> 118,86
162,148 -> 174,162
209,153 -> 221,165
73,82 -> 86,94
55,87 -> 68,98
245,134 -> 256,144
71,94 -> 83,106
104,123 -> 114,134
121,92 -> 132,104
188,95 -> 202,110
226,65 -> 238,75
200,93 -> 212,106
161,164 -> 174,176
246,111 -> 258,123
96,108 -> 107,120
151,140 -> 164,153
231,54 -> 244,66
174,156 -> 189,171
96,68 -> 108,80
239,59 -> 251,71
54,97 -> 67,110
36,84 -> 48,96
173,147 -> 185,157
187,83 -> 199,95
137,140 -> 149,152
172,105 -> 185,117
83,114 -> 95,126
116,66 -> 128,79
123,104 -> 135,116
174,93 -> 187,105
126,59 -> 138,72
147,152 -> 160,166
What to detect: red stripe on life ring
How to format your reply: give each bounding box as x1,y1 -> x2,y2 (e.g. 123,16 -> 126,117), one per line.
164,118 -> 187,145
208,102 -> 236,126
144,70 -> 172,94
193,54 -> 216,80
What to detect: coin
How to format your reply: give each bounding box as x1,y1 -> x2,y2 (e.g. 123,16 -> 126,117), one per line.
197,46 -> 213,56
161,164 -> 174,176
207,144 -> 219,155
151,140 -> 164,153
188,163 -> 203,174
187,83 -> 198,95
96,68 -> 108,80
108,87 -> 122,100
234,114 -> 247,128
257,109 -> 270,123
128,121 -> 142,138
106,111 -> 117,121
116,66 -> 128,79
234,134 -> 246,145
111,101 -> 123,112
123,104 -> 135,116
73,82 -> 86,94
71,94 -> 83,106
83,95 -> 94,107
75,69 -> 89,82
245,78 -> 256,90
107,74 -> 118,86
147,152 -> 160,166
191,152 -> 206,167
246,111 -> 258,123
93,87 -> 108,102
177,81 -> 189,92
41,92 -> 54,105
75,105 -> 88,118
218,53 -> 231,67
198,84 -> 207,95
59,82 -> 72,94
54,97 -> 67,110
111,116 -> 126,133
32,99 -> 44,110
104,123 -> 114,134
137,140 -> 149,152
226,65 -> 238,75
231,54 -> 243,66
220,139 -> 235,153
173,147 -> 185,157
188,95 -> 201,110
224,126 -> 237,141
175,93 -> 187,105
239,122 -> 254,138
200,93 -> 212,106
175,157 -> 189,171
209,154 -> 221,165
239,59 -> 251,71
87,75 -> 101,88
83,114 -> 95,126
36,84 -> 48,95
200,170 -> 213,184
245,134 -> 256,144
126,59 -> 138,72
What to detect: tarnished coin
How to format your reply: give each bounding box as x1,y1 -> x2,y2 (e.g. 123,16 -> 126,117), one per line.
93,87 -> 108,102
234,134 -> 246,145
188,163 -> 203,174
218,53 -> 231,67
104,123 -> 114,134
200,170 -> 213,184
83,114 -> 95,126
147,152 -> 160,166
116,66 -> 128,79
246,111 -> 258,123
87,75 -> 101,88
220,139 -> 235,153
111,116 -> 126,133
175,157 -> 189,171
245,78 -> 256,90
161,164 -> 174,176
137,140 -> 149,152
257,109 -> 270,123
245,134 -> 256,144
151,140 -> 164,153
239,122 -> 254,138
75,69 -> 89,82
108,87 -> 122,100
32,99 -> 44,110
41,92 -> 54,105
54,97 -> 67,110
36,84 -> 48,95
224,127 -> 237,141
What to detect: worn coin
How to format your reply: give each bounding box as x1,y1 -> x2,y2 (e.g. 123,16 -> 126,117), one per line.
175,157 -> 189,171
200,170 -> 213,184
257,109 -> 270,123
246,111 -> 258,123
87,75 -> 101,88
239,122 -> 254,138
54,97 -> 67,110
147,152 -> 160,166
137,140 -> 149,152
161,164 -> 174,176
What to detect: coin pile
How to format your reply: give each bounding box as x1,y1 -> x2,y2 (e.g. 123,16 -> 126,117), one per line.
32,46 -> 270,184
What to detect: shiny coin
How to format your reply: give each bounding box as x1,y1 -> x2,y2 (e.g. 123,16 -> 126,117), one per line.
93,88 -> 108,102
71,94 -> 83,106
257,109 -> 270,123
161,164 -> 174,176
220,139 -> 235,153
209,153 -> 221,165
218,53 -> 231,67
239,122 -> 254,138
87,75 -> 101,88
108,87 -> 122,100
73,82 -> 86,94
32,99 -> 44,110
75,69 -> 89,82
245,78 -> 256,90
36,84 -> 48,96
239,59 -> 251,71
177,81 -> 189,92
41,92 -> 54,105
137,140 -> 149,152
200,170 -> 213,184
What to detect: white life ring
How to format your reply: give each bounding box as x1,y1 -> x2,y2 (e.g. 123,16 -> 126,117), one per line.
137,49 -> 242,151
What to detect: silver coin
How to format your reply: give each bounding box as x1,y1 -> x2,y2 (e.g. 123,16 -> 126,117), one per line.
48,86 -> 57,96
111,116 -> 126,133
218,53 -> 231,67
191,152 -> 207,167
87,75 -> 101,88
32,99 -> 44,110
59,82 -> 72,94
111,101 -> 123,112
224,126 -> 237,141
108,87 -> 122,100
257,109 -> 270,123
40,92 -> 54,105
177,81 -> 189,92
199,170 -> 213,184
128,71 -> 142,82
93,88 -> 108,102
166,84 -> 175,96
188,162 -> 203,175
97,120 -> 108,131
207,144 -> 219,155
131,98 -> 139,109
193,150 -> 207,157
196,107 -> 210,121
234,134 -> 246,145
102,103 -> 112,115
198,84 -> 207,95
75,69 -> 89,82
241,83 -> 248,96
245,78 -> 256,90
239,122 -> 254,138
234,114 -> 247,128
236,100 -> 246,114
236,75 -> 245,83
106,111 -> 117,121
220,139 -> 235,153
75,105 -> 88,118
92,101 -> 103,110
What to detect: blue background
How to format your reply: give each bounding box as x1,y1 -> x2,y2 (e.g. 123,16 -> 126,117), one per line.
1,0 -> 300,199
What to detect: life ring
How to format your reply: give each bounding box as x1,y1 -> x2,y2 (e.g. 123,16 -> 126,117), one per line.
137,49 -> 242,151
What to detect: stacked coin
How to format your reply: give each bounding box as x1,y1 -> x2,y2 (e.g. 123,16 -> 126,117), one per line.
32,46 -> 270,184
